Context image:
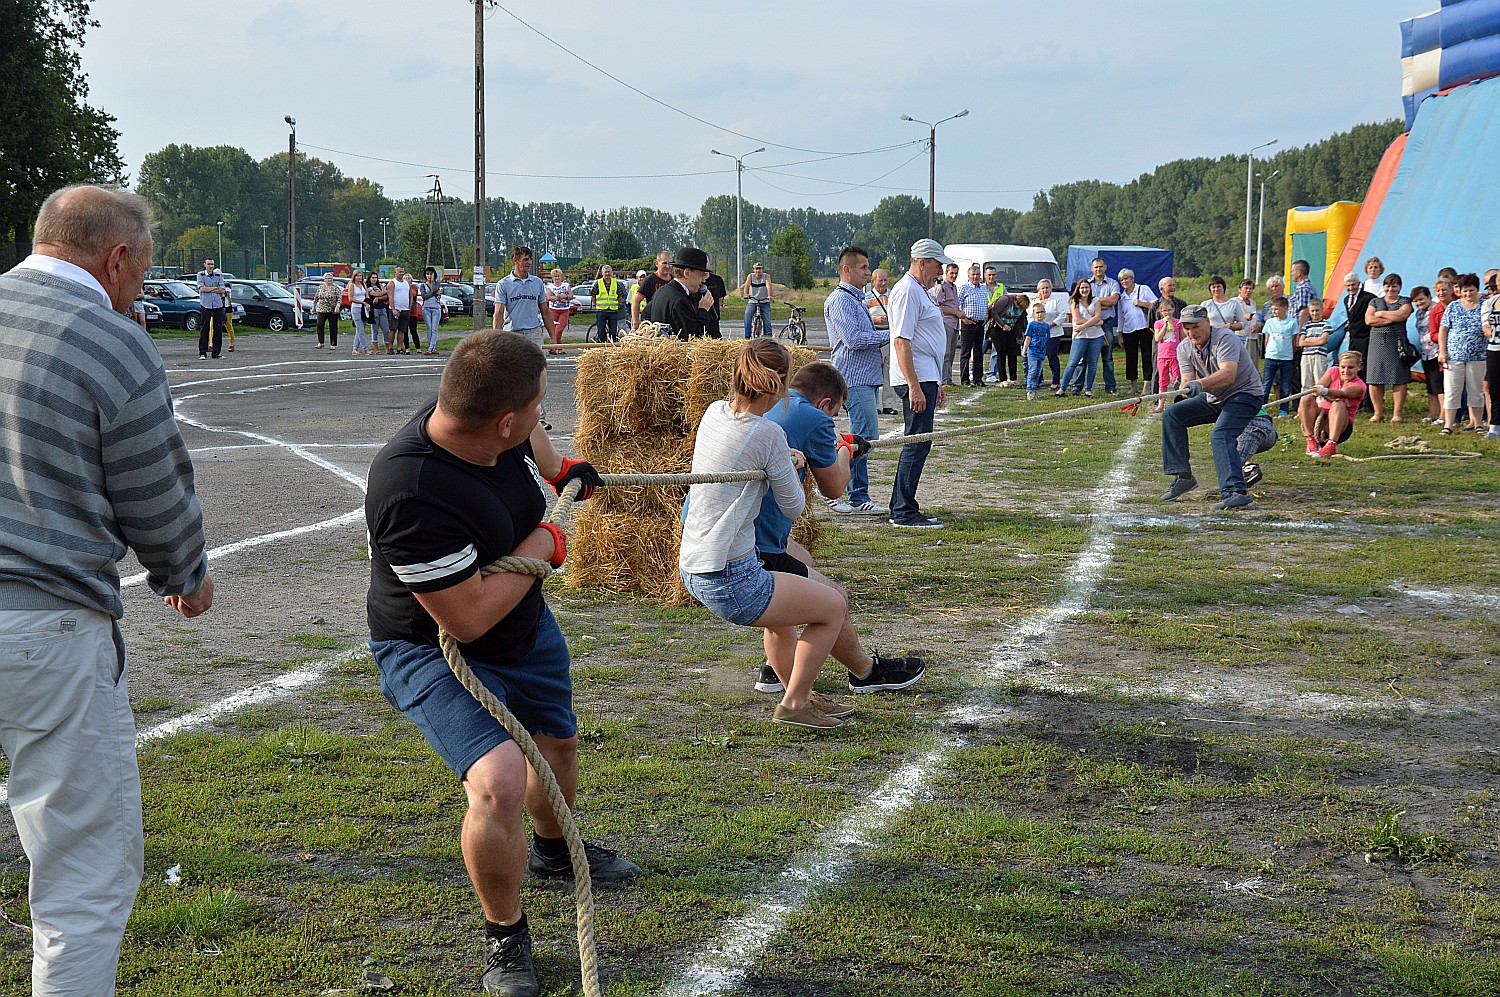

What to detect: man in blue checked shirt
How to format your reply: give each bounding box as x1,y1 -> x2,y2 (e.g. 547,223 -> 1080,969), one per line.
824,246 -> 889,517
956,263 -> 990,386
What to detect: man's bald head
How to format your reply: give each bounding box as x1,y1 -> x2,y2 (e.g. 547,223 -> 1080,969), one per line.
34,185 -> 153,262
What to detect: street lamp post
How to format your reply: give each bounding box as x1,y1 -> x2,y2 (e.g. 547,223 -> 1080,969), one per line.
285,115 -> 297,280
1244,138 -> 1277,281
260,224 -> 268,278
379,217 -> 390,257
215,221 -> 223,265
901,109 -> 969,239
709,147 -> 765,282
1254,169 -> 1281,284
358,218 -> 365,269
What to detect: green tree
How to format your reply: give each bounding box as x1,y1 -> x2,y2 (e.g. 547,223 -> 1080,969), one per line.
0,0 -> 124,241
137,144 -> 275,259
174,225 -> 237,257
597,227 -> 642,259
767,224 -> 813,289
854,195 -> 927,273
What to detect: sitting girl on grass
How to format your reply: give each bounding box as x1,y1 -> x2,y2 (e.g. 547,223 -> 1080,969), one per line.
1298,350 -> 1367,459
678,339 -> 852,731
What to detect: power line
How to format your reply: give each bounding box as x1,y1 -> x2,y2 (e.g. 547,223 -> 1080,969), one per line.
746,150 -> 929,198
754,165 -> 1045,196
299,142 -> 734,181
487,1 -> 917,157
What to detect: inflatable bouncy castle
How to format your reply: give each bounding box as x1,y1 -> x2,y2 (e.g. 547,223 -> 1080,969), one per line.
1283,203 -> 1362,296
1325,0 -> 1500,309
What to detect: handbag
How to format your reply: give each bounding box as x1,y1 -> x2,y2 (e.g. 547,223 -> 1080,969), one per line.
1395,334 -> 1419,366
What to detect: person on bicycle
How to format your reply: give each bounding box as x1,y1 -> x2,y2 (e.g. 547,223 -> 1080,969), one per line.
740,262 -> 773,338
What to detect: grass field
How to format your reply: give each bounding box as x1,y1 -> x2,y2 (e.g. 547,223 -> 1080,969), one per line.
2,377 -> 1498,995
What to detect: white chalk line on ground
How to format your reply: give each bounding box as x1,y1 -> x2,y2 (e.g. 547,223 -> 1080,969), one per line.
120,510 -> 364,589
655,424 -> 1148,995
189,443 -> 385,455
0,649 -> 364,808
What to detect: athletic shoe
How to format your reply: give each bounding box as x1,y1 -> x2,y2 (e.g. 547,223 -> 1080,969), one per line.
824,497 -> 855,514
199,353 -> 208,360
526,840 -> 641,883
809,690 -> 855,718
1027,390 -> 1037,400
314,343 -> 324,349
888,517 -> 943,529
878,406 -> 899,416
1485,427 -> 1500,440
852,500 -> 890,516
1242,462 -> 1263,488
1211,492 -> 1256,511
482,928 -> 538,997
754,663 -> 784,694
1317,440 -> 1337,458
772,701 -> 841,730
1083,390 -> 1094,398
1305,436 -> 1319,455
1160,475 -> 1198,501
848,654 -> 927,694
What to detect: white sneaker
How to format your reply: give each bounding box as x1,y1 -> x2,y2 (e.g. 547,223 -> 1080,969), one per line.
852,500 -> 890,516
824,497 -> 855,514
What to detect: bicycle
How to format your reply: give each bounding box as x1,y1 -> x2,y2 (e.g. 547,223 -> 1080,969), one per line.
749,307 -> 767,338
778,304 -> 807,345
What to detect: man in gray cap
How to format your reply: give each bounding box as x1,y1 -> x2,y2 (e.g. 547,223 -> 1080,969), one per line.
1160,303 -> 1267,511
887,238 -> 953,528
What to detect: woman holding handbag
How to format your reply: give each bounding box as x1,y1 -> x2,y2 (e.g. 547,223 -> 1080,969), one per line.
1363,273 -> 1414,422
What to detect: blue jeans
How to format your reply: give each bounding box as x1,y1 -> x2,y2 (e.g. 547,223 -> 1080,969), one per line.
844,383 -> 879,505
423,305 -> 443,350
1099,321 -> 1118,390
889,381 -> 938,522
1046,337 -> 1062,386
1161,391 -> 1265,497
1025,349 -> 1048,391
595,308 -> 620,342
1262,358 -> 1295,413
1061,337 -> 1104,392
743,299 -> 771,338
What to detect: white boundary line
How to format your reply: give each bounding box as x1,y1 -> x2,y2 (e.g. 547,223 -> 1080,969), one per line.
120,510 -> 364,589
655,425 -> 1148,995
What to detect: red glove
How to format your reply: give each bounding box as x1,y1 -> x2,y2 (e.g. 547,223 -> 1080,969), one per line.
536,522 -> 567,568
837,433 -> 872,460
544,456 -> 602,500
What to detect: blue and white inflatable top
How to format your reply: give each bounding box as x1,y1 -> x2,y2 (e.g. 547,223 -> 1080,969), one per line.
1401,0 -> 1500,127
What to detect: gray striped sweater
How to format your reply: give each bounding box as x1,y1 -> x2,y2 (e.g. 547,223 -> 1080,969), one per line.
0,268 -> 207,617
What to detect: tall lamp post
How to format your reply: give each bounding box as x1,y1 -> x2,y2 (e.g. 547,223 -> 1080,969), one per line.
285,115 -> 297,280
358,218 -> 365,269
1243,138 -> 1277,280
215,220 -> 223,265
379,217 -> 390,257
1254,169 -> 1281,284
900,109 -> 968,239
260,224 -> 268,278
709,146 -> 765,282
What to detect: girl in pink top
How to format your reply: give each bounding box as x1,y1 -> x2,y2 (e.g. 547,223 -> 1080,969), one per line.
1299,350 -> 1368,458
1151,300 -> 1183,413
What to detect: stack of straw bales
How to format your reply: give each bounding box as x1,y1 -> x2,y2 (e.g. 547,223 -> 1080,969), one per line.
567,335 -> 821,603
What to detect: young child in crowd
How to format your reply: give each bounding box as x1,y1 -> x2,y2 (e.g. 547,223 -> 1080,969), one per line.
1260,296 -> 1299,416
1296,298 -> 1332,389
677,339 -> 853,731
1151,299 -> 1183,413
1298,350 -> 1367,459
1412,283 -> 1445,422
1023,301 -> 1051,400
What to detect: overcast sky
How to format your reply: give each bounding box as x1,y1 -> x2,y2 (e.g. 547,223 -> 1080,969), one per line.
85,0 -> 1422,216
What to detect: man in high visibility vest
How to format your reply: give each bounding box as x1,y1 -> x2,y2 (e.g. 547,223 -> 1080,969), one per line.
589,263 -> 622,342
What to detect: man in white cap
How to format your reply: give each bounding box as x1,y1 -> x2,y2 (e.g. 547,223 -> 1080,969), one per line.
887,238 -> 953,528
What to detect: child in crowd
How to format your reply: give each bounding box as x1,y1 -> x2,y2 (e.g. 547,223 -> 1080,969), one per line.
1023,301 -> 1051,400
1419,281 -> 1448,422
678,339 -> 852,731
1260,296 -> 1299,416
1296,298 -> 1332,389
1298,350 -> 1367,458
1151,299 -> 1183,413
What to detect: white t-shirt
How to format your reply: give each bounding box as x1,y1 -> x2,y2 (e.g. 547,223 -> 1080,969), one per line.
1036,293 -> 1070,339
888,272 -> 947,387
547,281 -> 573,310
1117,283 -> 1157,334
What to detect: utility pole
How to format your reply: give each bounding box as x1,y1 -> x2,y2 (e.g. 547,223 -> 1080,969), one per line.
260,224 -> 268,278
359,218 -> 365,270
710,147 -> 765,282
424,175 -> 462,273
1254,169 -> 1280,284
285,115 -> 297,281
1244,138 -> 1277,281
473,0 -> 491,332
901,110 -> 968,239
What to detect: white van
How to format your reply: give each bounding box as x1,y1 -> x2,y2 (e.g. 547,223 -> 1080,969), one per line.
943,244 -> 1063,295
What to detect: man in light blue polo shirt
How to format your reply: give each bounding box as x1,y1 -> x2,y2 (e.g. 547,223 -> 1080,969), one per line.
888,238 -> 952,529
489,245 -> 546,341
195,256 -> 227,359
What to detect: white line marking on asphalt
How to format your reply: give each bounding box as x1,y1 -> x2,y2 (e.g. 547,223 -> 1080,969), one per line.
120,510 -> 364,589
173,363 -> 434,390
656,424 -> 1148,995
173,410 -> 367,490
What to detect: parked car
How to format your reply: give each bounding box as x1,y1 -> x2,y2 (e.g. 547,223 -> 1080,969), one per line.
288,278 -> 352,321
139,299 -> 162,328
569,276 -> 636,314
224,279 -> 300,332
140,279 -> 245,332
439,282 -> 475,316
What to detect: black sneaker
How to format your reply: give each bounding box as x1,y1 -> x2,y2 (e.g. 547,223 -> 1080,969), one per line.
848,654 -> 927,694
1160,474 -> 1198,501
526,840 -> 641,883
754,663 -> 784,694
1242,462 -> 1263,488
482,928 -> 538,996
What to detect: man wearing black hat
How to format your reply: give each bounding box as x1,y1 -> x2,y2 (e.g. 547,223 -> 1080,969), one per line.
649,247 -> 716,339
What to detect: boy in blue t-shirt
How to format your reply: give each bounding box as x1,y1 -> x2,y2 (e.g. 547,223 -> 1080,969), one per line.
751,361 -> 927,699
1260,295 -> 1299,416
1022,302 -> 1051,399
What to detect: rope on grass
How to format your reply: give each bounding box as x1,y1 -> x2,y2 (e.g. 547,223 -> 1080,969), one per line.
1332,434 -> 1484,461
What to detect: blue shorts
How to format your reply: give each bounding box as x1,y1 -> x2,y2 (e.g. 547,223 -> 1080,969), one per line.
681,552 -> 776,626
370,604 -> 576,780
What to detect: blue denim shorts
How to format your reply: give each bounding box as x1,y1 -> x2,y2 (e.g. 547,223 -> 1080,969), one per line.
681,552 -> 777,626
370,604 -> 576,780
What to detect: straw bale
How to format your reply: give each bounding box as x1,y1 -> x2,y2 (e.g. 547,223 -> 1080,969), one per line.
566,508 -> 692,604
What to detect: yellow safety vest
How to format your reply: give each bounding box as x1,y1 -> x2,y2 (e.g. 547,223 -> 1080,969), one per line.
595,278 -> 619,310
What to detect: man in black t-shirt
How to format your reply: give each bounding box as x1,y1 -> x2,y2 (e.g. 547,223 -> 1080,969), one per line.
630,250 -> 672,331
365,331 -> 634,997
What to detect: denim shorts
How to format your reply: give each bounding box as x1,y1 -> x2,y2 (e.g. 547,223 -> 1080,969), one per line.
370,604 -> 576,779
681,551 -> 777,626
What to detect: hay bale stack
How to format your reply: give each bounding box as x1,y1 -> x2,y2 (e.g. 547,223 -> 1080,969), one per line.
568,337 -> 819,602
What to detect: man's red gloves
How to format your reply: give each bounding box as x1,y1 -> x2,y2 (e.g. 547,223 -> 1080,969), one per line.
544,457 -> 603,500
837,433 -> 872,460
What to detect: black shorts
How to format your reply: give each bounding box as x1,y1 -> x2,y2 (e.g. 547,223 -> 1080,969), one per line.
757,549 -> 809,577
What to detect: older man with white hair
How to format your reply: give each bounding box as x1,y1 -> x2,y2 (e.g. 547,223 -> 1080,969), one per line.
887,238 -> 953,528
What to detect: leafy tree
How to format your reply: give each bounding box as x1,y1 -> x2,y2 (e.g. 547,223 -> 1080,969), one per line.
137,144 -> 275,257
767,224 -> 813,289
0,0 -> 123,241
174,225 -> 236,257
597,227 -> 642,259
853,196 -> 927,272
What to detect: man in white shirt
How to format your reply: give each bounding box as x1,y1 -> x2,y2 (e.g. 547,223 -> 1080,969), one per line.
887,238 -> 952,529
